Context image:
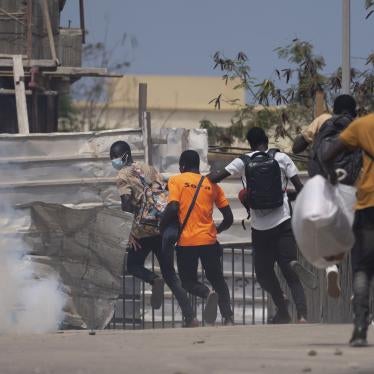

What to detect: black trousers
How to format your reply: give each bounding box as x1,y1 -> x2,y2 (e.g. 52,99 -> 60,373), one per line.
351,207 -> 374,325
252,219 -> 307,318
126,232 -> 194,321
176,242 -> 233,319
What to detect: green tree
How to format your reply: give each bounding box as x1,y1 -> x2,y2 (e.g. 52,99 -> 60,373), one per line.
59,31 -> 136,132
205,36 -> 374,147
366,0 -> 374,18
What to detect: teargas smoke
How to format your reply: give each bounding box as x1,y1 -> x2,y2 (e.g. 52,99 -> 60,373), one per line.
0,201 -> 66,334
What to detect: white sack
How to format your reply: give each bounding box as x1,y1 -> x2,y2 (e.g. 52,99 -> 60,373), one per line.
292,175 -> 356,269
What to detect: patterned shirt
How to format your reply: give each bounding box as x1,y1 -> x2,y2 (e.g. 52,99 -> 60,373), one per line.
116,162 -> 165,238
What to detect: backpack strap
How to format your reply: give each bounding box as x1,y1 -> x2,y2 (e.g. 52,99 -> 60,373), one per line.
239,154 -> 251,164
267,148 -> 280,158
177,176 -> 205,242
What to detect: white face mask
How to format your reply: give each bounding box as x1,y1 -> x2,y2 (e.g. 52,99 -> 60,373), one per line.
111,154 -> 128,170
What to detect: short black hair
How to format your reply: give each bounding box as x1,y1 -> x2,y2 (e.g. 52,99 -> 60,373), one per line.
246,127 -> 268,148
179,150 -> 200,170
333,94 -> 357,117
110,141 -> 131,160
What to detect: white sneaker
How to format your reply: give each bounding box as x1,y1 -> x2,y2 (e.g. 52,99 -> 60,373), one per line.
326,265 -> 340,298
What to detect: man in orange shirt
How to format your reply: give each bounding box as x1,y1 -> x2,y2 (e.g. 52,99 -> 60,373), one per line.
161,150 -> 234,324
324,112 -> 374,347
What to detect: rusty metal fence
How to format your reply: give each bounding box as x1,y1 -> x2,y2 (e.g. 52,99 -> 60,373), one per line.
108,242 -> 268,329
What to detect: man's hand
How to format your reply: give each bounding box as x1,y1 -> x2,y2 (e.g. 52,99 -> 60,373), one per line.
128,234 -> 141,251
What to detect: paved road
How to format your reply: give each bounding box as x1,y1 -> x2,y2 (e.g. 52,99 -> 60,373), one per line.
0,324 -> 373,374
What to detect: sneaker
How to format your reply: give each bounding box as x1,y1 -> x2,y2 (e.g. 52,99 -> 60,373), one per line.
150,277 -> 164,309
349,325 -> 368,347
183,318 -> 199,328
223,317 -> 235,326
326,265 -> 341,298
268,311 -> 291,324
290,261 -> 317,289
203,291 -> 218,324
297,316 -> 308,324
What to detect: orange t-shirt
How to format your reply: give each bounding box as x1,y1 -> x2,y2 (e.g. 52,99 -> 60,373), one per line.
340,113 -> 374,210
167,172 -> 229,246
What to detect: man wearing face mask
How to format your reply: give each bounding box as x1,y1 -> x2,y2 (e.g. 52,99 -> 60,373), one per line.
110,141 -> 197,327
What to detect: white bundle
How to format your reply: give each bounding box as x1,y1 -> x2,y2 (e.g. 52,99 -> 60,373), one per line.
292,175 -> 356,269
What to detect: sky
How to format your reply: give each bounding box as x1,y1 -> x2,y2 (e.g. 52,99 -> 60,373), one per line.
61,0 -> 373,82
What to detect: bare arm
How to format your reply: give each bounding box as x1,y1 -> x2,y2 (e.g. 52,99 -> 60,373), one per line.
216,205 -> 234,233
207,170 -> 231,184
290,175 -> 303,194
292,135 -> 310,154
322,139 -> 349,164
160,201 -> 179,233
321,139 -> 350,184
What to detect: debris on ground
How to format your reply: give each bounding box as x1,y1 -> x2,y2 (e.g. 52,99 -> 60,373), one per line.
193,340 -> 205,344
334,348 -> 343,356
307,350 -> 317,356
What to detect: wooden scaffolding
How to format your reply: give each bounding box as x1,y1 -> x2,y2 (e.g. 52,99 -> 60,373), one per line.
0,0 -> 120,134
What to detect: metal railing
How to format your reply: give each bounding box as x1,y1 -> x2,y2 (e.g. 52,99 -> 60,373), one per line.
108,242 -> 267,329
208,145 -> 309,165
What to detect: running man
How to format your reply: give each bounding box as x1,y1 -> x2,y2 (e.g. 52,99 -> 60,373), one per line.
161,150 -> 234,324
209,127 -> 311,323
110,141 -> 197,327
293,95 -> 361,298
324,112 -> 374,347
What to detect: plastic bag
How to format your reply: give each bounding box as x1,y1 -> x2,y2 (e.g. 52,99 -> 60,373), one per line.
292,175 -> 356,269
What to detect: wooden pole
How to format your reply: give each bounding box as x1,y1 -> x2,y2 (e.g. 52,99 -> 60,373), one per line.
145,112 -> 153,166
26,0 -> 33,58
314,90 -> 326,117
13,55 -> 30,134
79,0 -> 86,44
0,8 -> 25,26
342,0 -> 351,94
138,83 -> 147,128
41,0 -> 58,63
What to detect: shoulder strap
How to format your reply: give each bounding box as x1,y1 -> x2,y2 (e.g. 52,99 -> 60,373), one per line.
239,154 -> 251,164
177,176 -> 205,241
267,148 -> 280,158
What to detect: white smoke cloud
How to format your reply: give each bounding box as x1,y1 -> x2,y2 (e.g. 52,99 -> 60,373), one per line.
0,203 -> 66,334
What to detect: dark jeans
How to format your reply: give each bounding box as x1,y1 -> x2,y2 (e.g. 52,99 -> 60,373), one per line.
176,242 -> 233,319
351,207 -> 374,326
252,219 -> 307,319
126,226 -> 194,321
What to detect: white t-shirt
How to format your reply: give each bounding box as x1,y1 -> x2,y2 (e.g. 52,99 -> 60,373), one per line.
225,150 -> 299,231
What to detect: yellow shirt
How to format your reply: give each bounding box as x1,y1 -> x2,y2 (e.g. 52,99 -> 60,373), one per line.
340,114 -> 374,210
302,113 -> 332,143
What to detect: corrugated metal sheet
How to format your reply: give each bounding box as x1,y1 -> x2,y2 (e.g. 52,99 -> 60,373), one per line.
0,128 -> 144,207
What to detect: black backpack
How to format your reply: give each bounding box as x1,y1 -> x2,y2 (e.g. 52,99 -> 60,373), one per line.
240,149 -> 284,210
308,114 -> 362,186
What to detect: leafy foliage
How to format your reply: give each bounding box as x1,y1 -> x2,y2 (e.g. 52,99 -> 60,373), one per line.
366,0 -> 374,18
58,31 -> 136,131
204,34 -> 374,147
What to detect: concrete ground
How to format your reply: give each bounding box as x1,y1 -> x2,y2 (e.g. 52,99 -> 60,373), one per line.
0,324 -> 373,374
